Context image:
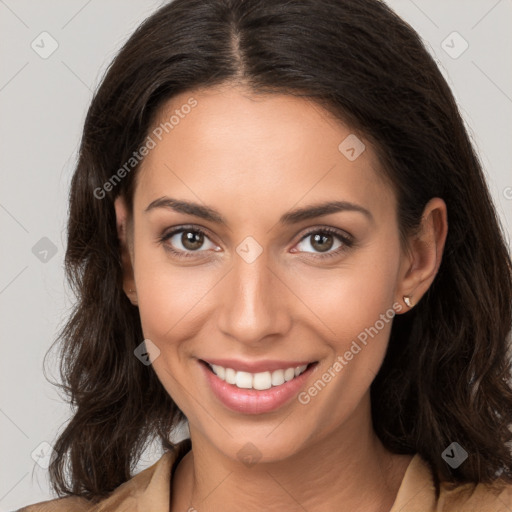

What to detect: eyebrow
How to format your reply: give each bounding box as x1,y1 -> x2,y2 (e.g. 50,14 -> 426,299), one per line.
144,197 -> 373,225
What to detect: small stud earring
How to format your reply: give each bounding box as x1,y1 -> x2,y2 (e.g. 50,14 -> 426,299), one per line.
403,295 -> 413,308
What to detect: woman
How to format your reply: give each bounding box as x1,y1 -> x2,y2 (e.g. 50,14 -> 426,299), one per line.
19,0 -> 512,510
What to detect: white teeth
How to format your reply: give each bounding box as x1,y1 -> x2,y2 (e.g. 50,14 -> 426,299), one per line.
253,371 -> 272,390
284,367 -> 295,381
209,363 -> 309,390
212,364 -> 225,380
235,371 -> 253,389
225,367 -> 236,385
295,365 -> 307,377
271,369 -> 285,386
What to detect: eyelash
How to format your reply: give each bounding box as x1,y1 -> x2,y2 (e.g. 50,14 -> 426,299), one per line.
158,225 -> 354,261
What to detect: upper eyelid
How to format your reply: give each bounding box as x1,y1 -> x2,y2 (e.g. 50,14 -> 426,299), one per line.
162,224 -> 216,239
299,226 -> 352,240
161,225 -> 352,249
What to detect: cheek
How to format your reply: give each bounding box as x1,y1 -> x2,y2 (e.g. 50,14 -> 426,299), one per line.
132,231 -> 217,343
136,269 -> 217,348
292,236 -> 400,348
131,247 -> 210,414
300,238 -> 401,420
293,235 -> 401,410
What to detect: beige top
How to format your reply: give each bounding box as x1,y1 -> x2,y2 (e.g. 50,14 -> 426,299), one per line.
18,439 -> 512,511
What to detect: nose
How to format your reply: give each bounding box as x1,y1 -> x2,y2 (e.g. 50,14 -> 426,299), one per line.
216,247 -> 292,346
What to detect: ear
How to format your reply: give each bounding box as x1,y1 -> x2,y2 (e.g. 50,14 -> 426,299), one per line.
395,197 -> 448,312
114,195 -> 138,306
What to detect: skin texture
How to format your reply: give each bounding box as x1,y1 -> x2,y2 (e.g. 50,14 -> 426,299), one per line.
115,83 -> 448,512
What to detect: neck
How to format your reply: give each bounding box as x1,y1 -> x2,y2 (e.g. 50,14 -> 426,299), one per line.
171,395 -> 413,512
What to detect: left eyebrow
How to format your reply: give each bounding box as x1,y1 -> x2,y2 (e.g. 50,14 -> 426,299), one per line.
278,200 -> 374,225
144,197 -> 373,226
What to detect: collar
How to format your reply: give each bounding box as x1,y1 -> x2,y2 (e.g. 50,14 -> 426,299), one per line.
87,440 -> 512,512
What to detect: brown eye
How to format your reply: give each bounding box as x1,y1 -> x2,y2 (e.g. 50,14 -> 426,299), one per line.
159,226 -> 220,259
294,227 -> 354,259
181,230 -> 204,251
310,233 -> 334,253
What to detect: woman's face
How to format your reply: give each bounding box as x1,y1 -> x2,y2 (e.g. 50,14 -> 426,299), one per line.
123,83 -> 411,462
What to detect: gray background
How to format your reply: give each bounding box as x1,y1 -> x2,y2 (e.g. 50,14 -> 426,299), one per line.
1,0 -> 511,509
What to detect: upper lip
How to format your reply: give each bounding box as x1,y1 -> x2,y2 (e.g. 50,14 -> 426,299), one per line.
200,358 -> 315,373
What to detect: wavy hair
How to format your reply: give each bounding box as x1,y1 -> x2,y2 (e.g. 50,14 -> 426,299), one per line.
45,0 -> 512,502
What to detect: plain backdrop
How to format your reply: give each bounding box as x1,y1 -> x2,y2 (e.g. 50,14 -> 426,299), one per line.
1,0 -> 511,509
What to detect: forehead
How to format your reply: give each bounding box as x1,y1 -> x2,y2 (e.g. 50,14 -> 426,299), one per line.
134,84 -> 394,221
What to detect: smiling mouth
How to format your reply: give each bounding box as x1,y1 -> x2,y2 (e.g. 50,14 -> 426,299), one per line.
200,360 -> 317,391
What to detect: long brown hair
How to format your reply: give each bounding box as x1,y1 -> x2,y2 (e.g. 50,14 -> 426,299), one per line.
45,0 -> 512,502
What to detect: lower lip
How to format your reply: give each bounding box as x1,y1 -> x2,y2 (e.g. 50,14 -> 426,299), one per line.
200,361 -> 317,415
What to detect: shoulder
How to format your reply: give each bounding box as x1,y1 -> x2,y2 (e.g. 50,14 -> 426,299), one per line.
391,453 -> 512,512
16,495 -> 94,512
438,477 -> 512,511
16,448 -> 181,512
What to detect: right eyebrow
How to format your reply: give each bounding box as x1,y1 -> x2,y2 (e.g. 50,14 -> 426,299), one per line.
144,197 -> 227,226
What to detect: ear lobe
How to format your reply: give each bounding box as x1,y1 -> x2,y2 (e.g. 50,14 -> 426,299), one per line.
114,196 -> 138,305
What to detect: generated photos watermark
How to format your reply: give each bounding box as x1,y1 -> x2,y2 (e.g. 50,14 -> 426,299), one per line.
297,302 -> 403,405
